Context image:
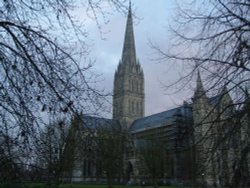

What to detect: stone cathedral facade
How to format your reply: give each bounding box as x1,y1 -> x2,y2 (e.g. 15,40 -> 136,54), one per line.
63,3 -> 249,187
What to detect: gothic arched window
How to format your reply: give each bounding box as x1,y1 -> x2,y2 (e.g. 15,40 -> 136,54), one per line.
140,102 -> 143,115
132,101 -> 134,113
136,80 -> 139,92
132,80 -> 134,92
129,79 -> 132,91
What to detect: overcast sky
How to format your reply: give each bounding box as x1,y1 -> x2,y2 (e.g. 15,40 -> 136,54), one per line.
80,0 -> 193,117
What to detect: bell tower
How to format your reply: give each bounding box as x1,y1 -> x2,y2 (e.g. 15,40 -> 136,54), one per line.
113,2 -> 145,129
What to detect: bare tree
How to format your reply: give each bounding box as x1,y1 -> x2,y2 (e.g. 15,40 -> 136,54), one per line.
96,123 -> 126,188
0,120 -> 22,187
58,114 -> 127,187
32,119 -> 68,188
0,0 -> 128,186
137,137 -> 166,188
152,0 -> 250,187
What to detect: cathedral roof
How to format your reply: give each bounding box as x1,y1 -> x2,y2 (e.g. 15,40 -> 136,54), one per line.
81,116 -> 121,130
129,104 -> 192,133
209,95 -> 222,106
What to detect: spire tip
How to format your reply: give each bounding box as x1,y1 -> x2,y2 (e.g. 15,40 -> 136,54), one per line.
128,0 -> 132,15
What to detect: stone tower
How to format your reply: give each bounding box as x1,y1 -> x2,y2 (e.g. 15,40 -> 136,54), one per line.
113,3 -> 144,129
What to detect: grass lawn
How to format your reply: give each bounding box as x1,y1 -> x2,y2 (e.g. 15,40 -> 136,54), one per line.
23,183 -> 178,188
59,185 -> 177,188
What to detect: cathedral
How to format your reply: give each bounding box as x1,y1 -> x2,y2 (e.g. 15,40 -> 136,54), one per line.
63,3 -> 250,187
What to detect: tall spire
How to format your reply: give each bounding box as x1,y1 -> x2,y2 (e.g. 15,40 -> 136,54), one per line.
113,1 -> 144,128
121,1 -> 136,65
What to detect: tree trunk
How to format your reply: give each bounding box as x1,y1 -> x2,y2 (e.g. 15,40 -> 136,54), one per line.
107,174 -> 113,188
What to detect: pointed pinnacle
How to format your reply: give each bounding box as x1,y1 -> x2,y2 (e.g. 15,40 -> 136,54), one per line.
195,69 -> 206,99
121,1 -> 136,65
